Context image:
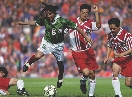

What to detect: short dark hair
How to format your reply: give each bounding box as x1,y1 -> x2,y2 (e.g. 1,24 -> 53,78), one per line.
41,3 -> 58,17
80,4 -> 91,12
0,67 -> 8,77
108,18 -> 120,27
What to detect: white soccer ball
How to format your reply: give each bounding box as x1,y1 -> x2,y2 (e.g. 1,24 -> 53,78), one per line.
43,85 -> 57,97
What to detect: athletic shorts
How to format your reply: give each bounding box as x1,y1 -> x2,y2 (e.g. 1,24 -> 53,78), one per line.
0,78 -> 11,91
112,55 -> 132,77
37,37 -> 64,61
72,48 -> 99,73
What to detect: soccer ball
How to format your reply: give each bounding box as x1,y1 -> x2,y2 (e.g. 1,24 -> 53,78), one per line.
43,85 -> 57,97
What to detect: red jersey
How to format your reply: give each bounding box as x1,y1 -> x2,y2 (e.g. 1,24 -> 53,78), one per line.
68,17 -> 98,51
107,28 -> 132,56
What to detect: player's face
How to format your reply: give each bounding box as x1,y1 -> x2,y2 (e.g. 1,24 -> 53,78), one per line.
109,24 -> 120,34
0,71 -> 5,77
80,9 -> 89,21
45,10 -> 56,22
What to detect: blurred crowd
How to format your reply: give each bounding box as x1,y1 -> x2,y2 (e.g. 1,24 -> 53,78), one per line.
0,0 -> 132,78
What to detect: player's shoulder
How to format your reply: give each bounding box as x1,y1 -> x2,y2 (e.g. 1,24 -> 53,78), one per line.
86,19 -> 93,23
120,28 -> 130,36
70,17 -> 77,22
122,29 -> 132,38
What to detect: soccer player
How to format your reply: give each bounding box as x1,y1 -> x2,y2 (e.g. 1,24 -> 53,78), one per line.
67,4 -> 101,97
104,18 -> 132,97
0,67 -> 29,96
18,4 -> 91,88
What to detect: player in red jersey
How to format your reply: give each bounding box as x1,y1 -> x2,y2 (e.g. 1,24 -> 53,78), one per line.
67,4 -> 101,97
104,18 -> 132,97
0,67 -> 29,96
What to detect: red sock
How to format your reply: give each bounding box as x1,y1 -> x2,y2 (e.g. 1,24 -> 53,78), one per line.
27,55 -> 38,65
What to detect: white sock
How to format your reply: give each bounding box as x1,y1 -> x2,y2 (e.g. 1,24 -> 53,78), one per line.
88,79 -> 96,96
0,90 -> 6,95
17,79 -> 24,90
112,77 -> 122,97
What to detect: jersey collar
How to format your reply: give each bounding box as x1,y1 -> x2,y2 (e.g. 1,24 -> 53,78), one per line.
52,14 -> 60,24
77,17 -> 88,25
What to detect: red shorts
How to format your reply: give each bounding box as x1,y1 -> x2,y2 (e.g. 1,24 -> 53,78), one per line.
0,78 -> 11,91
112,56 -> 132,77
72,48 -> 99,73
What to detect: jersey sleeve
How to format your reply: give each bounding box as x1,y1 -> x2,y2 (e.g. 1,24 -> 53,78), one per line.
125,33 -> 132,49
91,22 -> 98,31
35,18 -> 45,26
63,18 -> 77,29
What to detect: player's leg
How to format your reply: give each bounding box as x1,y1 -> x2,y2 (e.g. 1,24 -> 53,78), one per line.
23,38 -> 48,72
80,68 -> 89,94
88,70 -> 96,97
52,42 -> 64,88
57,61 -> 64,88
125,77 -> 132,88
112,63 -> 122,97
23,50 -> 44,72
9,78 -> 29,96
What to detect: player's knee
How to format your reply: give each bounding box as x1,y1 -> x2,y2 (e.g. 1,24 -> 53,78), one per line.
83,71 -> 89,76
9,78 -> 18,85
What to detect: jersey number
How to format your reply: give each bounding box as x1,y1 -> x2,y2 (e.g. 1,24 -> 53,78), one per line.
52,29 -> 56,35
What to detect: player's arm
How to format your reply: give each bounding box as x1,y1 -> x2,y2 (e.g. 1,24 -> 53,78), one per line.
104,46 -> 112,64
76,27 -> 93,44
92,5 -> 101,29
18,21 -> 36,25
115,49 -> 132,57
65,18 -> 93,44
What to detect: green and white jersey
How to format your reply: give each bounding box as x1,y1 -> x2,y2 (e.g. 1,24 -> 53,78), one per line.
36,14 -> 77,44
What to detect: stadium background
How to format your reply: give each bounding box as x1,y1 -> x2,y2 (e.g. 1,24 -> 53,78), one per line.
0,0 -> 132,78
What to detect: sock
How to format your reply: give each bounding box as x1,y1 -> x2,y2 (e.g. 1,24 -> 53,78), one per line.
112,77 -> 122,96
0,90 -> 6,95
80,75 -> 88,84
88,79 -> 96,96
17,79 -> 24,90
57,61 -> 64,80
27,55 -> 38,65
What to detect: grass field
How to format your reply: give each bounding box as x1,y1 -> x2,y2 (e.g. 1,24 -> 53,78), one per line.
7,78 -> 132,97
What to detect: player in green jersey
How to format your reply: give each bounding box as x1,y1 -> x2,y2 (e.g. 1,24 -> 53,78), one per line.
18,4 -> 92,88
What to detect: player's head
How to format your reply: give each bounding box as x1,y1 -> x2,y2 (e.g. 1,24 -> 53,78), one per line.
0,67 -> 8,77
108,18 -> 120,34
41,3 -> 58,22
80,4 -> 91,21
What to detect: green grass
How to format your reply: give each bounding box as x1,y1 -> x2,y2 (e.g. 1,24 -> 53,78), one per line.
6,78 -> 132,97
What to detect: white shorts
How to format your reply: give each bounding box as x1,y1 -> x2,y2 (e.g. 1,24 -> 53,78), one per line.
37,37 -> 64,61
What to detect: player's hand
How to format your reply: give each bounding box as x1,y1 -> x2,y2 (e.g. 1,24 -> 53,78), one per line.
104,57 -> 108,64
85,36 -> 93,44
16,21 -> 23,26
92,5 -> 98,12
18,21 -> 24,25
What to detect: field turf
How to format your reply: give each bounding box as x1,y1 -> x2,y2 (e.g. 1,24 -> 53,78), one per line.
7,78 -> 132,97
